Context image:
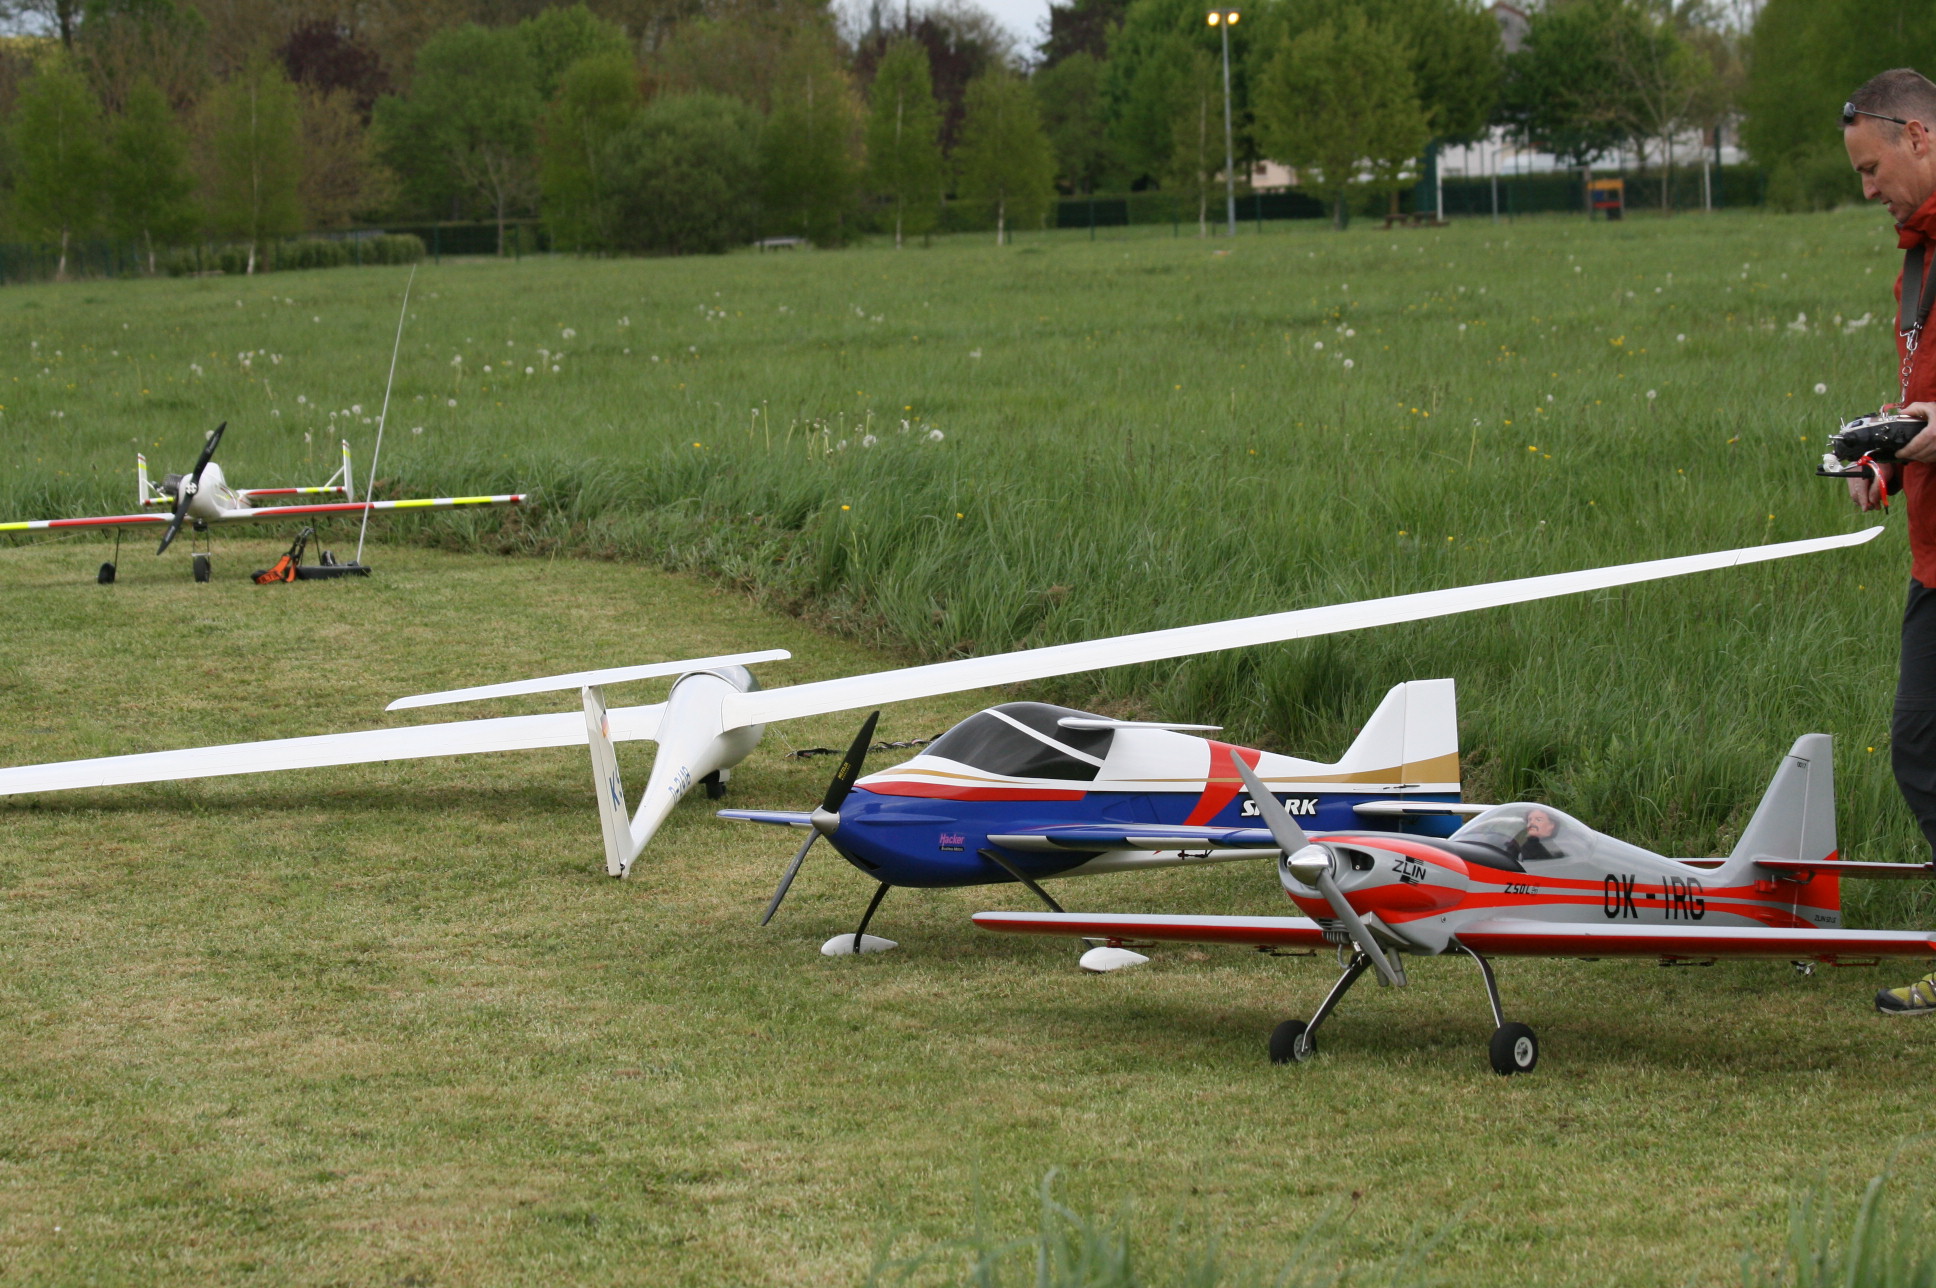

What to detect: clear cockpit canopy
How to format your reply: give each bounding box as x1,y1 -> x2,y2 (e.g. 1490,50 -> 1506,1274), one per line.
1451,803 -> 1658,867
921,702 -> 1115,781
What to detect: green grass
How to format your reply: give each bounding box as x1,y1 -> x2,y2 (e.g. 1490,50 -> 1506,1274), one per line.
4,212 -> 1936,1283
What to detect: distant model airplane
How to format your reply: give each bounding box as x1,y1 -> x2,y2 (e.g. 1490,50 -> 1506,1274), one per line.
0,528 -> 1883,898
975,734 -> 1936,1075
719,679 -> 1469,965
0,423 -> 525,582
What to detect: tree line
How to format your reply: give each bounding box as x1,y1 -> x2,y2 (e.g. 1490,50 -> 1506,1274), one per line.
0,0 -> 1898,274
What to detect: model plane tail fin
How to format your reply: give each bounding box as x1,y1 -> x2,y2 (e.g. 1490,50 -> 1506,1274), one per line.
1333,678 -> 1459,788
1728,734 -> 1838,870
583,685 -> 634,878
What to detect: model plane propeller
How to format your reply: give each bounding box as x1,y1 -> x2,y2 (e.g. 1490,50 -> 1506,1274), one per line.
0,426 -> 525,582
0,528 -> 1884,914
975,730 -> 1936,1074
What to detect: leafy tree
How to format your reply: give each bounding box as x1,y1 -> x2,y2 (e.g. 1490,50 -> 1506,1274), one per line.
279,20 -> 389,117
518,3 -> 631,101
200,51 -> 303,274
955,71 -> 1056,245
298,85 -> 394,231
74,0 -> 206,113
1742,0 -> 1936,209
864,38 -> 943,246
1040,0 -> 1130,67
1106,0 -> 1248,185
1497,0 -> 1643,169
104,77 -> 193,273
1606,2 -> 1710,207
1161,45 -> 1222,235
1032,50 -> 1114,193
853,3 -> 1012,152
605,91 -> 761,255
1254,13 -> 1429,228
11,57 -> 104,278
759,34 -> 862,245
374,24 -> 540,253
539,51 -> 642,252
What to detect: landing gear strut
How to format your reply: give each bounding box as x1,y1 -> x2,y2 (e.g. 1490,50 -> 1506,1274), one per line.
1268,943 -> 1539,1075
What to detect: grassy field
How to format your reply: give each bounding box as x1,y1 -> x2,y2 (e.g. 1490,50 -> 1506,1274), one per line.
3,211 -> 1936,1283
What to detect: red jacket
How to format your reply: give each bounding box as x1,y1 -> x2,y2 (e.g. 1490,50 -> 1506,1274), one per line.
1897,190 -> 1936,584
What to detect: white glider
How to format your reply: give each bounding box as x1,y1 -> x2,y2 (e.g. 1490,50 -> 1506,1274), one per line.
0,527 -> 1883,878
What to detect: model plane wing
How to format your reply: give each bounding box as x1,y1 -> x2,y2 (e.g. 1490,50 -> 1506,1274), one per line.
720,529 -> 1883,729
0,702 -> 664,797
1,511 -> 171,532
972,910 -> 1330,949
983,824 -> 1280,852
231,495 -> 525,520
1452,919 -> 1936,960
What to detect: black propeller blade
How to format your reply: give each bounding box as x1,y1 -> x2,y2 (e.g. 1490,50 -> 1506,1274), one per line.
759,710 -> 880,925
157,422 -> 225,556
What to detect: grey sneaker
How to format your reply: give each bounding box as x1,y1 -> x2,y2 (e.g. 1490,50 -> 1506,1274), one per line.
1876,971 -> 1936,1015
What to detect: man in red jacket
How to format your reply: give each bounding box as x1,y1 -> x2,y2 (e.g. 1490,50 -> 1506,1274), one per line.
1843,68 -> 1936,1014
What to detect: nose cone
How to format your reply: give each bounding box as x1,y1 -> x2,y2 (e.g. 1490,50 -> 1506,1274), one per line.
1280,842 -> 1469,920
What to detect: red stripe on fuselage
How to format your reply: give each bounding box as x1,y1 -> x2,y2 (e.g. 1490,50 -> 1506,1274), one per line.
1182,743 -> 1263,826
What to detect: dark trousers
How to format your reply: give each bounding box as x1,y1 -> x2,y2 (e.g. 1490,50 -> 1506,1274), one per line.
1895,579 -> 1936,857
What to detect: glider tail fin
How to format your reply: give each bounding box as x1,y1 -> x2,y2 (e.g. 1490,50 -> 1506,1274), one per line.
1334,678 -> 1460,788
137,453 -> 152,506
582,686 -> 633,879
340,440 -> 356,503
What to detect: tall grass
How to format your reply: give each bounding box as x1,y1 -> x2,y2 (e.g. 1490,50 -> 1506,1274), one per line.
1745,1144 -> 1936,1288
868,1171 -> 1452,1288
1,210 -> 1928,918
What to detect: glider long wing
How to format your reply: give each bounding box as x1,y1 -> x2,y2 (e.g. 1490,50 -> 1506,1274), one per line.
721,529 -> 1884,729
1,495 -> 523,534
1,512 -> 170,533
0,703 -> 664,797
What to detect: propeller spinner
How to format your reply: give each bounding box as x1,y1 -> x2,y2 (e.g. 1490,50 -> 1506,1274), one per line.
157,422 -> 225,556
758,710 -> 880,925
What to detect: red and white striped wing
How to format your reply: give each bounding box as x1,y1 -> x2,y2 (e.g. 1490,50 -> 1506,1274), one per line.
232,494 -> 525,520
0,511 -> 170,533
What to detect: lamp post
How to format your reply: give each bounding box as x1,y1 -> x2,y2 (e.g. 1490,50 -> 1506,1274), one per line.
1206,9 -> 1240,237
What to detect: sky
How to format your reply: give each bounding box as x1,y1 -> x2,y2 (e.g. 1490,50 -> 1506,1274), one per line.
837,0 -> 1055,57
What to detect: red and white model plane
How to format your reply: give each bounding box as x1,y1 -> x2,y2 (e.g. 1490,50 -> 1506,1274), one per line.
0,423 -> 525,582
975,735 -> 1936,1074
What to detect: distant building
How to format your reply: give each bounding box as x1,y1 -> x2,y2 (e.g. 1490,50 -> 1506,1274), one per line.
1492,2 -> 1528,55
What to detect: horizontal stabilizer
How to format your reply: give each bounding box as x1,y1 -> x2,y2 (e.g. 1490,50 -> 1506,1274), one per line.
973,910 -> 1329,950
388,650 -> 791,710
1057,717 -> 1222,732
1754,858 -> 1936,880
0,702 -> 665,798
723,530 -> 1881,730
986,823 -> 1279,852
1351,801 -> 1492,818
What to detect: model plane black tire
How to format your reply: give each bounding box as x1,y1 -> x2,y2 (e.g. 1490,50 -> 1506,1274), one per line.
96,563 -> 116,584
192,554 -> 211,583
1489,1022 -> 1538,1075
1269,1019 -> 1314,1065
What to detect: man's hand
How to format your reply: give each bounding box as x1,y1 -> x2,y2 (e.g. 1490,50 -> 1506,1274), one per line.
1897,402 -> 1936,463
1851,464 -> 1900,509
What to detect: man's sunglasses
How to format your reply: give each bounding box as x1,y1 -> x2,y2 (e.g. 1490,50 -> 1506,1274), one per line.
1844,102 -> 1912,127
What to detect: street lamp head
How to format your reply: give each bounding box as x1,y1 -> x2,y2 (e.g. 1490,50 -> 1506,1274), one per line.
1206,8 -> 1238,23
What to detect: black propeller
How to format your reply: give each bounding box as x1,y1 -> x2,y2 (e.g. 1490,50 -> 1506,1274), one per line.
759,710 -> 880,925
157,422 -> 225,556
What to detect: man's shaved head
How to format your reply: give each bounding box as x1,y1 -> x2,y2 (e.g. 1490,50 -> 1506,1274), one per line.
1849,69 -> 1936,140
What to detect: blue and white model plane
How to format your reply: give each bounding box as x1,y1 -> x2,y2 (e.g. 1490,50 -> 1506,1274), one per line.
720,680 -> 1468,967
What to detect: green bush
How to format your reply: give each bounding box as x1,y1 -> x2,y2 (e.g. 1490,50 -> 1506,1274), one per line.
1765,140 -> 1862,213
605,92 -> 761,255
279,238 -> 350,270
366,233 -> 425,264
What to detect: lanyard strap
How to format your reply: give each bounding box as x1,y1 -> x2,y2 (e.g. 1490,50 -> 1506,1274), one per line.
1903,243 -> 1936,336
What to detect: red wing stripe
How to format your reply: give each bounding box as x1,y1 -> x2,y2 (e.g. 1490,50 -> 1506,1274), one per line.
1,512 -> 170,530
973,910 -> 1329,949
239,495 -> 525,519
